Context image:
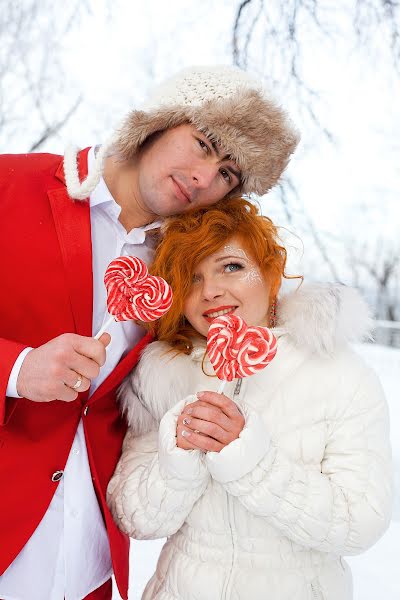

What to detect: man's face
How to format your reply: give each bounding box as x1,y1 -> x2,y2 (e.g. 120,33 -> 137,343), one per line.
135,124 -> 242,218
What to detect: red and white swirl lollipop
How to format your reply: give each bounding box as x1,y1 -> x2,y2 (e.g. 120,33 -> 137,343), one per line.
94,256 -> 173,339
207,314 -> 277,392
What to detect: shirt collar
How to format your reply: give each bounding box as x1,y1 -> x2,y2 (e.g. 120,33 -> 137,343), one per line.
88,146 -> 117,210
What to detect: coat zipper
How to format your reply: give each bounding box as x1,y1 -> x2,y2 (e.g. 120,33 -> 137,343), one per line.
310,581 -> 324,600
222,493 -> 237,599
221,379 -> 241,599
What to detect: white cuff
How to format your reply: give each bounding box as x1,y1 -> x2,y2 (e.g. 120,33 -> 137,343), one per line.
206,406 -> 270,484
6,347 -> 33,398
158,396 -> 208,482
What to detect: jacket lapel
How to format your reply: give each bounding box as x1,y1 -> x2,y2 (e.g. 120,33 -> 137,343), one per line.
48,148 -> 93,338
48,148 -> 151,403
89,333 -> 153,404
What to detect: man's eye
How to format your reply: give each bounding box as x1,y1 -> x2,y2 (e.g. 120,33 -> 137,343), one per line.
224,263 -> 243,273
198,139 -> 210,153
220,169 -> 232,184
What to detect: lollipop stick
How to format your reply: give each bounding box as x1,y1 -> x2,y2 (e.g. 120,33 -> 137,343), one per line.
94,315 -> 115,340
217,380 -> 227,394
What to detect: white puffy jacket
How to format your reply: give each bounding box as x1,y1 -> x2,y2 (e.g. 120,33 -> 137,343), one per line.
107,284 -> 393,600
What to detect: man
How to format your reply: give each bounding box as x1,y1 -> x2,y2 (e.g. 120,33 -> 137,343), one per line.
0,65 -> 299,600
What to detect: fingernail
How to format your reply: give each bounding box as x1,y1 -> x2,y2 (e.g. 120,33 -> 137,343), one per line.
181,430 -> 191,437
197,392 -> 204,399
183,417 -> 191,425
186,407 -> 193,415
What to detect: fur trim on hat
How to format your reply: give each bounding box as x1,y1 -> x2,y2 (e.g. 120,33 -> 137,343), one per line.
115,88 -> 299,197
64,66 -> 299,201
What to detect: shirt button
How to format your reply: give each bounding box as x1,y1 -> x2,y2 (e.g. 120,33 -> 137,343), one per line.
83,406 -> 89,416
51,470 -> 64,482
72,448 -> 80,455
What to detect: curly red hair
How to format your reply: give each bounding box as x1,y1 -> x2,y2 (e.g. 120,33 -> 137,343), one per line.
148,196 -> 294,354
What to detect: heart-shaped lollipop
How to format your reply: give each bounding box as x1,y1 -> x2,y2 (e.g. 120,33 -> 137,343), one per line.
94,256 -> 173,339
207,314 -> 277,386
104,256 -> 172,322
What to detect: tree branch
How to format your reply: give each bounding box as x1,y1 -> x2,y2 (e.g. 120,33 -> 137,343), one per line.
28,95 -> 82,152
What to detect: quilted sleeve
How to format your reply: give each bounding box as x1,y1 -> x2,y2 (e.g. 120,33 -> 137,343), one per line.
107,398 -> 210,539
206,369 -> 393,555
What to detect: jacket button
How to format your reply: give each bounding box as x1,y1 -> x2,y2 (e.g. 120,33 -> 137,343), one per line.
83,406 -> 89,416
51,470 -> 64,482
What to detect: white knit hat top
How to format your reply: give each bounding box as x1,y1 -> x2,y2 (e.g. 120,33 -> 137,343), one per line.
144,66 -> 262,110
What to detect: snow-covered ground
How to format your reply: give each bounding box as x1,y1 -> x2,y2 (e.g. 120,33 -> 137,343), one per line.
113,343 -> 400,599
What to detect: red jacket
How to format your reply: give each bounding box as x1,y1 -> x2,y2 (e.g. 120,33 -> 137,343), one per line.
0,148 -> 150,599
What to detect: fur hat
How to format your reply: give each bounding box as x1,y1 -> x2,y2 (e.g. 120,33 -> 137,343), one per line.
64,65 -> 300,200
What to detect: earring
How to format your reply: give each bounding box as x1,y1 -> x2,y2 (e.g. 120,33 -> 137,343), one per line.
269,299 -> 277,328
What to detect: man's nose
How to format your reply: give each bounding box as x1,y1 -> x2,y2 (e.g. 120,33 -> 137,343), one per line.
191,163 -> 217,189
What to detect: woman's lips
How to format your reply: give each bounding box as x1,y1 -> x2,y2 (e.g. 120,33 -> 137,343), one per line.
203,306 -> 237,323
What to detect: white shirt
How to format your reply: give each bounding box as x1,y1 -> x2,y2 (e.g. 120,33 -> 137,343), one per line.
0,147 -> 160,600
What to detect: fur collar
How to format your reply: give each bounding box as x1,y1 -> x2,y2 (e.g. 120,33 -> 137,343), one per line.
277,282 -> 372,356
119,283 -> 372,434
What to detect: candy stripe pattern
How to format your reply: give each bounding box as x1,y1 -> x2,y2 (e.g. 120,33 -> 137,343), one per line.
207,314 -> 277,381
104,256 -> 173,322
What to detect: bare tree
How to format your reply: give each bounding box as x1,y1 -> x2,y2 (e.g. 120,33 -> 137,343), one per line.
233,0 -> 399,137
345,236 -> 400,345
232,0 -> 400,293
0,0 -> 91,152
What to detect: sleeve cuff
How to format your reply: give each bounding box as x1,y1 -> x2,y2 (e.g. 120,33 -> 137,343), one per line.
206,406 -> 270,484
6,347 -> 33,398
158,396 -> 209,483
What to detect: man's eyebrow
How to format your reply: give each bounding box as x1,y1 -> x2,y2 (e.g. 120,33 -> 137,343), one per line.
210,139 -> 221,156
226,164 -> 242,181
210,139 -> 242,181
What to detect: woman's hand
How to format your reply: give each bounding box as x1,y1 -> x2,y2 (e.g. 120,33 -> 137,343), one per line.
176,391 -> 245,452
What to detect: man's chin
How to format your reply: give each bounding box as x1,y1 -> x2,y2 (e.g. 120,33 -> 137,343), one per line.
162,200 -> 194,217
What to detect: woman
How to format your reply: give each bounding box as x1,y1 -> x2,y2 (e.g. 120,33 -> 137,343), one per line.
107,197 -> 392,600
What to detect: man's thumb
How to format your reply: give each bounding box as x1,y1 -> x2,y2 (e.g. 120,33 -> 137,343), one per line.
98,332 -> 111,347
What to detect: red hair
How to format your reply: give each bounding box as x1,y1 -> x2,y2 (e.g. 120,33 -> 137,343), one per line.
149,196 -> 296,354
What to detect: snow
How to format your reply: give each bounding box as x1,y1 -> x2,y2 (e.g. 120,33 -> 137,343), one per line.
113,343 -> 400,599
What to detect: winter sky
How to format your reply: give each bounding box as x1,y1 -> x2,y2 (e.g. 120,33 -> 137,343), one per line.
10,0 -> 397,271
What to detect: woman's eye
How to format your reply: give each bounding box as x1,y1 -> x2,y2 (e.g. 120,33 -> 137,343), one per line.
224,263 -> 243,273
220,169 -> 231,184
192,273 -> 201,283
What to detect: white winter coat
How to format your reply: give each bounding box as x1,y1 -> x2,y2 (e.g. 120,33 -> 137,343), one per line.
107,284 -> 393,600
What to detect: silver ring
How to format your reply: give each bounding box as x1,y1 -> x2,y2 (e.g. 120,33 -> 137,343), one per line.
72,375 -> 83,390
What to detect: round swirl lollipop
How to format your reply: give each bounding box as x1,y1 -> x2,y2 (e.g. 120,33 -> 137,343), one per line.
94,256 -> 173,339
207,314 -> 277,392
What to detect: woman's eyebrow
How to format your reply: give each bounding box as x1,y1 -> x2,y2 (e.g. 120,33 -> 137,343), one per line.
214,254 -> 247,263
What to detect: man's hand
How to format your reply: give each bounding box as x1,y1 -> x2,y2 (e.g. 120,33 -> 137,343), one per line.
16,333 -> 111,402
176,391 -> 245,453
